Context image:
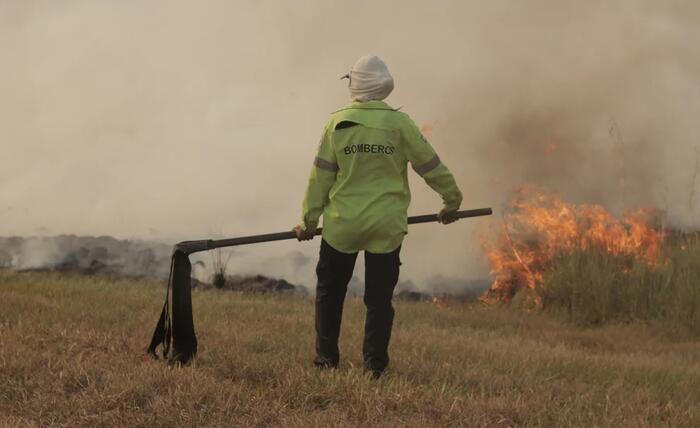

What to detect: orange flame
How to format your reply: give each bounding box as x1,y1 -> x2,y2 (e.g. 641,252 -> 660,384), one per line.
481,187 -> 664,305
420,123 -> 433,138
544,142 -> 558,155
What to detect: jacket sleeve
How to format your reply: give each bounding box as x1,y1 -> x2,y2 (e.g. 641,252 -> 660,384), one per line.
401,117 -> 463,211
301,123 -> 338,232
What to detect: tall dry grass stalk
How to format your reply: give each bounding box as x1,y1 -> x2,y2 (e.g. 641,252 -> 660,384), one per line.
541,237 -> 700,332
211,248 -> 232,289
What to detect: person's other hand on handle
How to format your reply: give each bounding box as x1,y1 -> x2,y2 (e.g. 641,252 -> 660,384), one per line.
437,208 -> 458,224
294,225 -> 315,241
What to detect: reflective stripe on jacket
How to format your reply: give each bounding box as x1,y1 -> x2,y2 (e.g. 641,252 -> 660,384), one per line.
301,100 -> 463,253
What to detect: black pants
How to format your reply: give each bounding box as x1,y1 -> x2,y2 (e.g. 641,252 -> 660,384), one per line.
314,239 -> 401,373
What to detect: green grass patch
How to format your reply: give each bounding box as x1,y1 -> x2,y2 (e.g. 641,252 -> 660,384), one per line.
541,237 -> 700,332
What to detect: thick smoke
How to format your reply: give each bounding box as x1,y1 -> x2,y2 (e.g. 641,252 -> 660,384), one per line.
1,1 -> 698,288
0,235 -> 172,277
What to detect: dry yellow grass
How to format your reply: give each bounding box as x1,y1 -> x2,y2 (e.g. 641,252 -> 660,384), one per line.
1,270 -> 699,427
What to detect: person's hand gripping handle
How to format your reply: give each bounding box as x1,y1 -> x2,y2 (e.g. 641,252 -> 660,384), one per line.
294,225 -> 315,241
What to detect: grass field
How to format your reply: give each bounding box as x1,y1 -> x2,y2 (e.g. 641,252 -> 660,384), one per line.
1,270 -> 699,427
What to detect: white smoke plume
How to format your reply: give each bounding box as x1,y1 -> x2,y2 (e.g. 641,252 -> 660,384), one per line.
1,1 -> 698,288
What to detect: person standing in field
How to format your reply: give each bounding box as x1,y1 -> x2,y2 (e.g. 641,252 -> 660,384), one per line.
294,55 -> 463,378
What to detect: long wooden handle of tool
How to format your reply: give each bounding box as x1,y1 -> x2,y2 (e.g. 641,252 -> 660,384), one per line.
175,208 -> 492,254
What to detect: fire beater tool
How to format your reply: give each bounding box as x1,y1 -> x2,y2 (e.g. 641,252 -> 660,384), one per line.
147,207 -> 493,364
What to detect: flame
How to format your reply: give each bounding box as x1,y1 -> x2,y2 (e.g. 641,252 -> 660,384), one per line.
420,123 -> 434,138
431,296 -> 448,308
544,142 -> 558,155
481,187 -> 665,305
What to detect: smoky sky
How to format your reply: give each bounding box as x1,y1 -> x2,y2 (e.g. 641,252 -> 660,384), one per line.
1,0 -> 699,285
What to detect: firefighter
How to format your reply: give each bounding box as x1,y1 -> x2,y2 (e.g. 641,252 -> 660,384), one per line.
294,55 -> 463,378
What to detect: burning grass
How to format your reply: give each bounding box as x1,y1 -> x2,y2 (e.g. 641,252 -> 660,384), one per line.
482,187 -> 700,331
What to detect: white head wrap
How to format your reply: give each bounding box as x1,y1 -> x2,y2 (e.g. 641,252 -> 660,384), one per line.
342,55 -> 394,102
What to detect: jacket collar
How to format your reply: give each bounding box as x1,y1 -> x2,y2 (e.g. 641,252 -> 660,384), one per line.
333,100 -> 397,113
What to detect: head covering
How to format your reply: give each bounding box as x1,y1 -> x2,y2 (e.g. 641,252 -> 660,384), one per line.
341,55 -> 394,102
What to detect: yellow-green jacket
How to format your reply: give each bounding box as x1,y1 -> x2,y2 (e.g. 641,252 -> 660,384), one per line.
301,100 -> 463,253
